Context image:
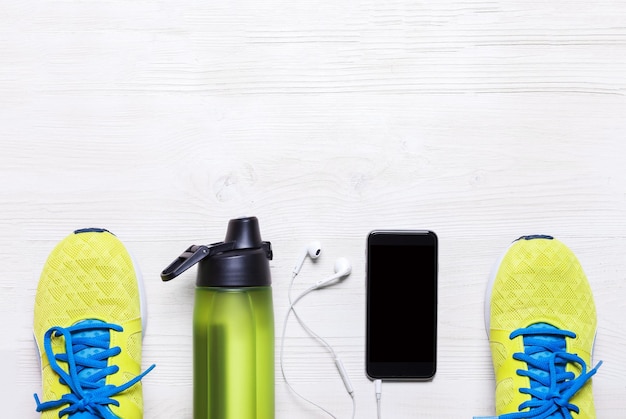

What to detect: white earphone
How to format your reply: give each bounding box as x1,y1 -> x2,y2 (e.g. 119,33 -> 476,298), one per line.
293,240 -> 322,276
280,242 -> 355,419
314,257 -> 352,289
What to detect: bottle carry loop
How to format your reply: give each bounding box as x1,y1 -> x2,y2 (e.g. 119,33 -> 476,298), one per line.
161,242 -> 236,282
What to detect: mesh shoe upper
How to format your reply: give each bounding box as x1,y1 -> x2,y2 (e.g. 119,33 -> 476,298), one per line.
487,236 -> 600,418
33,229 -> 153,419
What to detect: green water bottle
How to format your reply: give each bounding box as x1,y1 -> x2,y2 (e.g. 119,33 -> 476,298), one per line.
161,216 -> 275,419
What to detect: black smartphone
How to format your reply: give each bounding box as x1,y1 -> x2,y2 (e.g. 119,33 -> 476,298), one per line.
365,230 -> 438,381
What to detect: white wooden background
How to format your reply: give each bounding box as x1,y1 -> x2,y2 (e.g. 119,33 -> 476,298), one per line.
2,0 -> 625,417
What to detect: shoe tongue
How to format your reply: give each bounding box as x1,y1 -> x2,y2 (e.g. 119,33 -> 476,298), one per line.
524,323 -> 568,419
72,319 -> 110,384
70,412 -> 99,419
68,319 -> 116,419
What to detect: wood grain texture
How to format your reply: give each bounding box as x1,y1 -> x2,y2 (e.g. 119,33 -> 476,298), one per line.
2,0 -> 626,417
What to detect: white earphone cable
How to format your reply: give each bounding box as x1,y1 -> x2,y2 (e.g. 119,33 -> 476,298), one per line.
374,379 -> 382,419
280,271 -> 356,419
288,276 -> 355,401
280,274 -> 337,418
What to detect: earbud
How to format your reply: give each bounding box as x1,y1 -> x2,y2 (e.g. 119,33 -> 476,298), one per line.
292,241 -> 322,276
314,257 -> 352,288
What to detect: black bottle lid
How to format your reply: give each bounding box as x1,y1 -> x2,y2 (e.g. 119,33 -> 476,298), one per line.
160,216 -> 273,287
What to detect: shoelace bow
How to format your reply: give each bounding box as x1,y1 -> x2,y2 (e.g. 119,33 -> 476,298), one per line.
501,326 -> 602,419
34,322 -> 155,419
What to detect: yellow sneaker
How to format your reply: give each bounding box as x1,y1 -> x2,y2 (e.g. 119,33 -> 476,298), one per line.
486,235 -> 601,418
33,228 -> 155,419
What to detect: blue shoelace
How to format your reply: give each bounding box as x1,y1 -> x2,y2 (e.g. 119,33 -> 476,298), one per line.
501,323 -> 602,419
34,320 -> 155,419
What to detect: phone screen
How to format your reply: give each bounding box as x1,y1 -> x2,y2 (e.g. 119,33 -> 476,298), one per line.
366,230 -> 437,380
